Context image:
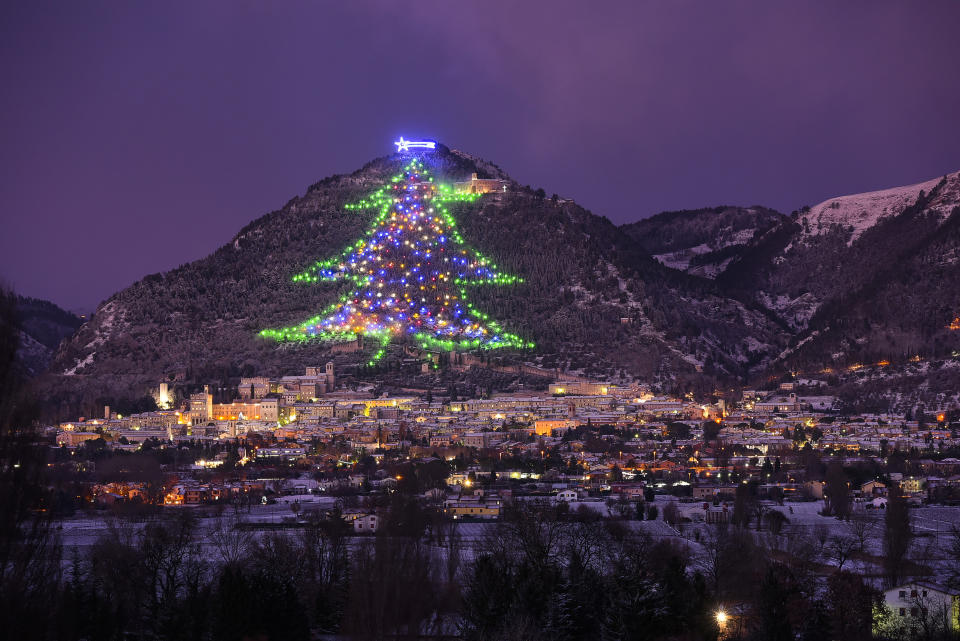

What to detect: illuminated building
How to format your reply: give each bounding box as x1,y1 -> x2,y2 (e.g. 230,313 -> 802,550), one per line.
453,172 -> 509,194
188,386 -> 213,424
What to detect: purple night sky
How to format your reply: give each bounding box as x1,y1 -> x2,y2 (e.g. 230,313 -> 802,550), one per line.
2,1 -> 959,311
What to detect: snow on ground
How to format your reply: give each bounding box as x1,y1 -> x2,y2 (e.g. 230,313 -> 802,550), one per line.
759,291 -> 821,331
53,495 -> 960,587
800,173 -> 946,245
63,352 -> 94,376
688,256 -> 735,280
653,247 -> 705,272
652,228 -> 757,274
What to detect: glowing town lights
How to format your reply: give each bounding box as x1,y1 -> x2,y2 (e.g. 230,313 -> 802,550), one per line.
394,137 -> 436,152
715,610 -> 728,626
260,158 -> 532,362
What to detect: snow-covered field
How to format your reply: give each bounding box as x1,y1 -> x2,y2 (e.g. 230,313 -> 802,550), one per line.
54,495 -> 960,585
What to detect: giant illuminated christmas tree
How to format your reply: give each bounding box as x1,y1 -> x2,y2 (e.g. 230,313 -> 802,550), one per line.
260,147 -> 531,363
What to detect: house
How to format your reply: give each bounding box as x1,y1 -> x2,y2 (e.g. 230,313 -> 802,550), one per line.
429,434 -> 452,448
881,582 -> 960,633
462,432 -> 491,449
184,487 -> 210,504
693,484 -> 737,500
255,446 -> 307,461
860,480 -> 887,496
56,431 -> 103,447
556,489 -> 579,502
901,476 -> 927,494
444,495 -> 502,519
804,480 -> 825,499
610,483 -> 646,499
353,514 -> 378,534
348,474 -> 367,489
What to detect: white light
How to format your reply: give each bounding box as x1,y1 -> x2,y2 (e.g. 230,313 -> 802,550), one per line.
395,137 -> 436,152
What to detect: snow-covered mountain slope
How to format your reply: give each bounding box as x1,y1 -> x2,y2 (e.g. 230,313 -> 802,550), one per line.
13,295 -> 83,377
621,206 -> 784,279
799,171 -> 960,245
717,169 -> 960,372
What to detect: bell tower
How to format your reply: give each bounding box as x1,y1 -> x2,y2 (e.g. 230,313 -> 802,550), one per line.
325,361 -> 335,392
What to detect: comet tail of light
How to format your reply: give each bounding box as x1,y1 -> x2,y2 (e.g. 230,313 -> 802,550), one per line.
394,137 -> 437,152
259,146 -> 532,364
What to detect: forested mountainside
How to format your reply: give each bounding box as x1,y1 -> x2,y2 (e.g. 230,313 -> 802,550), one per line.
37,146 -> 788,417
621,206 -> 784,279
35,142 -> 960,418
623,171 -> 960,368
674,171 -> 960,412
713,171 -> 960,366
13,296 -> 82,378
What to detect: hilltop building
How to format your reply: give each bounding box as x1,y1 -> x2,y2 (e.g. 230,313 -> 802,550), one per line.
454,173 -> 508,194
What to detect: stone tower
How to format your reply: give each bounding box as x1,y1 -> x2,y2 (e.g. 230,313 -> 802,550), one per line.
325,361 -> 335,392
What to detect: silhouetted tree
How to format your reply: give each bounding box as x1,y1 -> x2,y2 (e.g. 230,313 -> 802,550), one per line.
884,488 -> 912,587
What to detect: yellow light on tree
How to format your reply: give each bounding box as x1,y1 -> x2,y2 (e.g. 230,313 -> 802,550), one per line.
260,152 -> 532,363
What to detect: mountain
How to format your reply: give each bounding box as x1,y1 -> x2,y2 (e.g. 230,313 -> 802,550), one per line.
615,170 -> 960,412
38,145 -> 789,415
718,172 -> 960,330
14,296 -> 83,377
35,142 -> 960,417
707,170 -> 960,411
716,171 -> 960,359
621,206 -> 784,279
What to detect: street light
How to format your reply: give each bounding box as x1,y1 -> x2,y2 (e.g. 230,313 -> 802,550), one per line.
715,609 -> 728,626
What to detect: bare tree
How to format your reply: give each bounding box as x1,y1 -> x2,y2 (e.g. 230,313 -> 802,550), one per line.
139,510 -> 207,630
765,509 -> 788,536
343,537 -> 441,640
783,533 -> 822,597
210,513 -> 253,566
487,500 -> 570,571
826,534 -> 858,572
699,524 -> 762,603
813,524 -> 831,555
0,287 -> 62,641
608,494 -> 634,519
662,500 -> 680,527
824,461 -> 851,519
752,502 -> 769,531
847,514 -> 874,553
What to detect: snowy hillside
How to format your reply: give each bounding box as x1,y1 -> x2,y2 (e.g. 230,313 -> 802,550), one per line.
622,206 -> 784,280
800,171 -> 960,245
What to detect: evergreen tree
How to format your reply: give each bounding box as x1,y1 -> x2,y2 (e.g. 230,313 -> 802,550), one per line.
884,489 -> 912,587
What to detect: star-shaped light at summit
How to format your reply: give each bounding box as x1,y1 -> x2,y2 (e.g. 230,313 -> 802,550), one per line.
394,137 -> 436,152
260,158 -> 531,362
